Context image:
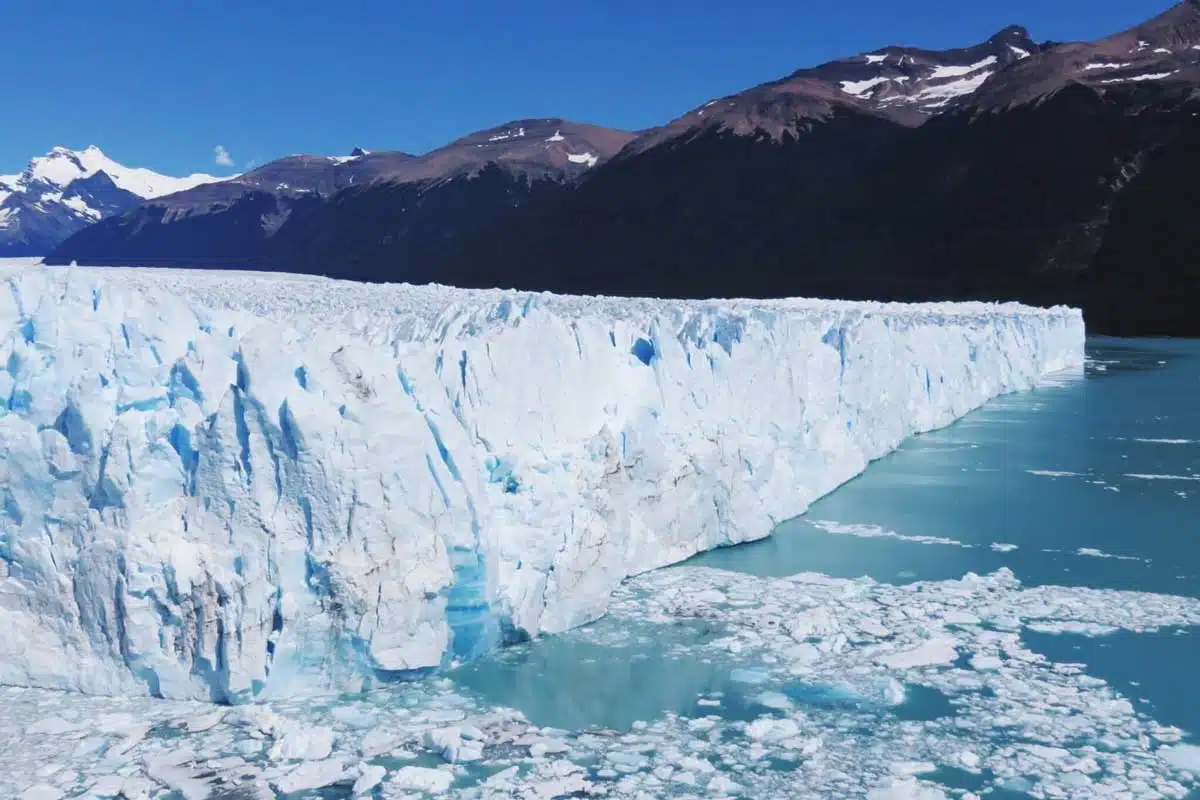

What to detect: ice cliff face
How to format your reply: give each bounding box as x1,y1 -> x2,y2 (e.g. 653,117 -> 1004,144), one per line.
0,262 -> 1085,702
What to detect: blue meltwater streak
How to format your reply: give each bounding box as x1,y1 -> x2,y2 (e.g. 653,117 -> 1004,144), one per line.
444,531 -> 500,662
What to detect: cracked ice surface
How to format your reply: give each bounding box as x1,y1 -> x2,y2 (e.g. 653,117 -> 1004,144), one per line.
3,569 -> 1198,798
0,262 -> 1083,700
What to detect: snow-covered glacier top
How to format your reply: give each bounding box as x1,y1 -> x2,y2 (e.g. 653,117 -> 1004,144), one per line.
36,262 -> 1078,329
0,261 -> 1084,702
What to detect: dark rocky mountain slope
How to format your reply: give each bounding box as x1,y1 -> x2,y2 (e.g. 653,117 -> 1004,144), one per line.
49,2 -> 1200,335
422,5 -> 1200,336
49,120 -> 633,269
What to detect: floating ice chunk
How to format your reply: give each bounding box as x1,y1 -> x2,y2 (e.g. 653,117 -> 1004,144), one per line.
867,776 -> 949,799
183,709 -> 225,733
269,726 -> 335,761
526,736 -> 570,757
1076,547 -> 1143,562
142,752 -> 214,800
990,542 -> 1018,552
1026,620 -> 1119,636
730,667 -> 771,685
424,726 -> 483,762
90,776 -> 125,797
969,654 -> 1003,670
891,761 -> 937,775
678,755 -> 716,774
1126,473 -> 1200,481
745,716 -> 801,742
360,728 -> 399,758
877,677 -> 908,706
809,519 -> 968,548
877,634 -> 959,669
1160,744 -> 1200,774
353,764 -> 387,795
755,691 -> 794,710
26,717 -> 83,736
19,786 -> 63,800
709,774 -> 744,793
388,767 -> 453,796
272,758 -> 346,794
509,760 -> 596,798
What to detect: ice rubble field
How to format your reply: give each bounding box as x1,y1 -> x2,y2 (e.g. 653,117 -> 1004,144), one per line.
12,261 -> 1200,797
5,568 -> 1200,798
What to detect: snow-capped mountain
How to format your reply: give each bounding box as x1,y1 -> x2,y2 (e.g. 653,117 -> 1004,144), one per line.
805,25 -> 1040,117
415,2 -> 1200,337
49,119 -> 634,268
622,26 -> 1042,154
44,1 -> 1200,336
0,146 -> 228,255
972,0 -> 1200,108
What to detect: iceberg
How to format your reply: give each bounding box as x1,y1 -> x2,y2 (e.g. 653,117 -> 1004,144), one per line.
0,262 -> 1084,701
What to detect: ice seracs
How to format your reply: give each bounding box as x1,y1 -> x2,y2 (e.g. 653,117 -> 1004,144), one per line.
0,261 -> 1083,702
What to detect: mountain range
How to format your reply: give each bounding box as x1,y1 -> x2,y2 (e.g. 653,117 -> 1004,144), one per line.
38,0 -> 1200,335
0,146 -> 226,256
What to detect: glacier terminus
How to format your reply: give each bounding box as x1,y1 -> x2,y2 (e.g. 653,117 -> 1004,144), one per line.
0,260 -> 1084,703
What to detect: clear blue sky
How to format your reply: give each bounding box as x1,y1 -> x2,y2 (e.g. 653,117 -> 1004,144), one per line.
3,0 -> 1173,177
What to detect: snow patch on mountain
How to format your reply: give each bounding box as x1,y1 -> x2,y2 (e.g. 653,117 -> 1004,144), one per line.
913,71 -> 1000,108
840,76 -> 897,97
928,55 -> 999,80
1099,70 -> 1179,84
566,152 -> 599,167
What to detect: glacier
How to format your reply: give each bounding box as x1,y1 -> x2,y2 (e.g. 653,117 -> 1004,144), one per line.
0,260 -> 1084,702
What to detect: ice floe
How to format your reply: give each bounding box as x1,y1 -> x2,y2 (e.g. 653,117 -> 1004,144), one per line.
4,565 -> 1197,798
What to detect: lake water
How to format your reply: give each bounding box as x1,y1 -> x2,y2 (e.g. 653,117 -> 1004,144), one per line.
6,338 -> 1198,799
447,337 -> 1200,797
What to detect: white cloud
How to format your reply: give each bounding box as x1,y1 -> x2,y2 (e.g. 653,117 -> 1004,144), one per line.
214,145 -> 234,167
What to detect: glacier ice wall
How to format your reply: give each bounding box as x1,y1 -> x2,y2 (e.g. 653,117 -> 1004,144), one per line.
0,264 -> 1084,701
